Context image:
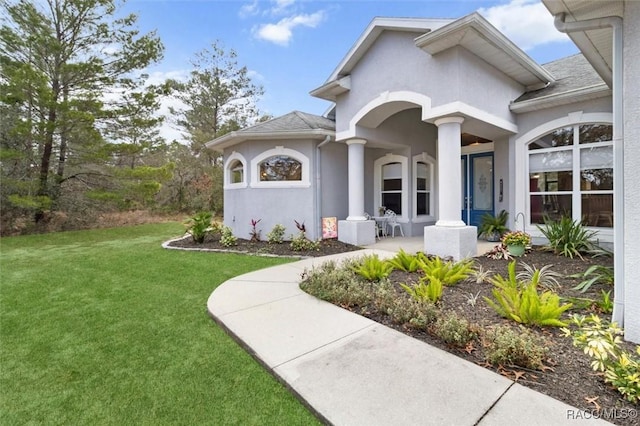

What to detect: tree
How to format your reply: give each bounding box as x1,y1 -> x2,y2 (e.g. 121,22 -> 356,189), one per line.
0,0 -> 164,225
170,42 -> 264,160
167,41 -> 264,214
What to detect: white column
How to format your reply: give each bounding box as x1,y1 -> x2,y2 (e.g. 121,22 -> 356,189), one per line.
346,138 -> 367,221
434,117 -> 466,227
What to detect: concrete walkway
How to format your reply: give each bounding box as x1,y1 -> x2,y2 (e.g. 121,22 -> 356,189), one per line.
207,248 -> 611,425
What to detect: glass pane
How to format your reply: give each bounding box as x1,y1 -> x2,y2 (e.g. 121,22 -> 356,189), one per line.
230,160 -> 243,183
473,156 -> 493,211
417,192 -> 429,215
231,169 -> 243,184
382,193 -> 401,215
529,127 -> 573,150
582,194 -> 613,227
581,146 -> 613,169
259,156 -> 302,181
382,162 -> 402,179
383,179 -> 402,191
530,194 -> 572,224
416,162 -> 429,190
529,171 -> 573,192
580,124 -> 612,144
581,169 -> 613,191
529,150 -> 572,173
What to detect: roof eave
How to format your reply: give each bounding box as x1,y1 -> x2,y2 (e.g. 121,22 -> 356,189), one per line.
206,129 -> 335,152
510,83 -> 611,113
415,12 -> 555,90
309,76 -> 351,101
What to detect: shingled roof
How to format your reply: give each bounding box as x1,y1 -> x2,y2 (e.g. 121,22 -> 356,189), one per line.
206,111 -> 335,151
240,111 -> 335,133
512,54 -> 610,111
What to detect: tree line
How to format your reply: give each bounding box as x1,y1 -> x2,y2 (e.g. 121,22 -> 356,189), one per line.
0,0 -> 266,235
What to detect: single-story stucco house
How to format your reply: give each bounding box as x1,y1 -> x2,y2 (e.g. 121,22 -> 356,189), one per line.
207,1 -> 639,342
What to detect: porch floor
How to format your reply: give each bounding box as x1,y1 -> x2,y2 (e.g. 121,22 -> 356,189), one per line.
362,236 -> 495,257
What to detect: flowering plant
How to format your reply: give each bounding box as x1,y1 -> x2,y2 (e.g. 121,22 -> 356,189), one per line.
501,230 -> 531,246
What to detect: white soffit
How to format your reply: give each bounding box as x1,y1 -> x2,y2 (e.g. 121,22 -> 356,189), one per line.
415,12 -> 554,91
542,0 -> 623,86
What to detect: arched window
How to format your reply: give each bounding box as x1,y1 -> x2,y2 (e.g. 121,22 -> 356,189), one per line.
528,123 -> 613,228
250,146 -> 310,188
224,152 -> 247,189
374,154 -> 408,218
259,156 -> 302,181
413,153 -> 436,221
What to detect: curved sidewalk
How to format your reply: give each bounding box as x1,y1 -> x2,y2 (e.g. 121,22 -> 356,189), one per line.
207,249 -> 610,425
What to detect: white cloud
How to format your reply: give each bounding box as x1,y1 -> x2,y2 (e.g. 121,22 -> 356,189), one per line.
271,0 -> 296,15
253,11 -> 325,46
478,0 -> 570,50
239,0 -> 259,18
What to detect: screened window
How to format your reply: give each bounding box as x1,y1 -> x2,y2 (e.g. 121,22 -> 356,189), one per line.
259,155 -> 302,181
381,162 -> 402,215
416,161 -> 431,216
528,124 -> 613,227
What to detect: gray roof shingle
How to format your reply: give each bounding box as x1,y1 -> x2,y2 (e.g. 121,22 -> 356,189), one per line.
239,111 -> 335,134
515,54 -> 606,103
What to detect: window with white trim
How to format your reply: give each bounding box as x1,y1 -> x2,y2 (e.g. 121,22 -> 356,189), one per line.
224,152 -> 247,189
528,123 -> 613,228
250,146 -> 310,188
259,155 -> 302,181
374,154 -> 408,218
413,153 -> 435,220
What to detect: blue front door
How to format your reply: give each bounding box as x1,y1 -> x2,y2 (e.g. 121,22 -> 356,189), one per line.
461,152 -> 494,227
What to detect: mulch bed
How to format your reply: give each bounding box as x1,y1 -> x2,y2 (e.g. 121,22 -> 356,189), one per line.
168,235 -> 638,424
166,234 -> 362,257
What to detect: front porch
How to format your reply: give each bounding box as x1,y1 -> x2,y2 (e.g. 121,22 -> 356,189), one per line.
362,235 -> 496,257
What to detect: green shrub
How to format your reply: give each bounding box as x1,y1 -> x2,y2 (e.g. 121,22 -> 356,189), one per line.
387,249 -> 423,272
266,224 -> 286,244
571,264 -> 614,293
433,312 -> 478,347
400,277 -> 443,303
419,256 -> 473,286
219,225 -> 237,247
562,315 -> 640,403
289,232 -> 321,252
184,211 -> 212,243
372,285 -> 438,329
484,261 -> 572,327
516,262 -> 562,291
478,209 -> 509,241
485,325 -> 549,369
300,260 -> 373,307
351,254 -> 393,282
537,215 -> 596,259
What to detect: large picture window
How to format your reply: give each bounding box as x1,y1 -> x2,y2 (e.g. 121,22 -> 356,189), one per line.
259,156 -> 302,181
528,124 -> 613,228
250,146 -> 310,188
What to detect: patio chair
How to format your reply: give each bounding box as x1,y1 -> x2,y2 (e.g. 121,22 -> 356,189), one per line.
365,212 -> 384,239
384,210 -> 404,237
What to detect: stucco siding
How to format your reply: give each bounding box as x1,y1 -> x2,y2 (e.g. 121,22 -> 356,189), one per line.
223,139 -> 318,240
515,97 -> 612,137
623,0 -> 640,341
319,142 -> 349,224
335,32 -> 524,135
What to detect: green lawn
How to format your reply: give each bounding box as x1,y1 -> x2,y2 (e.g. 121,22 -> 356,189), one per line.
0,223 -> 319,425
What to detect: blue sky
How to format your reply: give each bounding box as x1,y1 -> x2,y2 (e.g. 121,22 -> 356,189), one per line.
123,0 -> 579,141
